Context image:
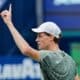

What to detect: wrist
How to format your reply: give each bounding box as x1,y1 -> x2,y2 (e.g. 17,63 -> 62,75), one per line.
6,21 -> 13,26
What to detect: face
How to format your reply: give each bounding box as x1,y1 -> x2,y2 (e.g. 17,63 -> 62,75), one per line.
36,32 -> 53,50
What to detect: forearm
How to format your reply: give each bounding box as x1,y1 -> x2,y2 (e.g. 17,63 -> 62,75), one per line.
6,21 -> 30,54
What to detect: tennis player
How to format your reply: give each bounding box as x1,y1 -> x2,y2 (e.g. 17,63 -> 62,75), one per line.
0,4 -> 78,80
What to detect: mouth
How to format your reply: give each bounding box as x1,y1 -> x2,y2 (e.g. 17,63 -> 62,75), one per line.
37,43 -> 41,48
37,42 -> 40,45
37,44 -> 40,47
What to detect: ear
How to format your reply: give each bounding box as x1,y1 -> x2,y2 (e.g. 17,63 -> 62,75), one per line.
49,35 -> 54,41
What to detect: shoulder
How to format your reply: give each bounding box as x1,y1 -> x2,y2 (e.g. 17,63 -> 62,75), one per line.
39,50 -> 53,60
39,50 -> 63,66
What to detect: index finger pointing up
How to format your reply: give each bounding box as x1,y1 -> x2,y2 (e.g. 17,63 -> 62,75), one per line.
9,4 -> 12,13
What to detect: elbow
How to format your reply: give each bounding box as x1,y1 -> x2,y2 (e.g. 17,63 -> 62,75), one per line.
20,46 -> 31,56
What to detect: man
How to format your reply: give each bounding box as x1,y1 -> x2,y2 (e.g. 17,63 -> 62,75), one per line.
0,5 -> 77,80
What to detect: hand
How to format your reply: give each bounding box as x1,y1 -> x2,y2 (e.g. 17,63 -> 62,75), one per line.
0,4 -> 12,24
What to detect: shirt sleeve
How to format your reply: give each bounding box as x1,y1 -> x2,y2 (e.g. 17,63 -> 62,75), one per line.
38,50 -> 61,67
39,50 -> 49,60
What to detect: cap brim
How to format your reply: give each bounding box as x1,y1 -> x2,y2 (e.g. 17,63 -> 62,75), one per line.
32,28 -> 44,33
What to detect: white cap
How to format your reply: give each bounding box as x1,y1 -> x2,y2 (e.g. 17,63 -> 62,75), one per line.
32,21 -> 61,38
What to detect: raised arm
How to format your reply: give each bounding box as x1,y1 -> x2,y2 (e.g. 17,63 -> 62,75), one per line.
0,4 -> 40,61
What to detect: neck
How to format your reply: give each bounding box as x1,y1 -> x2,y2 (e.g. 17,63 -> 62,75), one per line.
46,42 -> 60,51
